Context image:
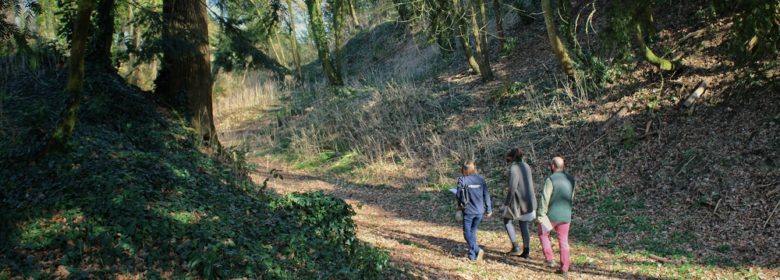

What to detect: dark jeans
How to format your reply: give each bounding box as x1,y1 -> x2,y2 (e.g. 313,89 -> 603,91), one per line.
463,213 -> 483,260
503,218 -> 530,249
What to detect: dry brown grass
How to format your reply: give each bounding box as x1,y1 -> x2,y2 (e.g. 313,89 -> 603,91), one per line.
213,71 -> 283,136
233,71 -> 582,188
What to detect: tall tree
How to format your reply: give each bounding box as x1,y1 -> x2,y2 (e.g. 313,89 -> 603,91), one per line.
541,0 -> 576,77
155,0 -> 218,144
286,0 -> 302,79
48,0 -> 95,151
633,3 -> 674,71
348,0 -> 359,26
602,1 -> 676,71
493,0 -> 504,49
332,0 -> 346,80
470,0 -> 493,80
89,0 -> 116,68
452,0 -> 481,74
304,0 -> 343,85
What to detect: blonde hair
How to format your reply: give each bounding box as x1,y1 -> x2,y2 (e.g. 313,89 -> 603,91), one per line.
461,160 -> 477,176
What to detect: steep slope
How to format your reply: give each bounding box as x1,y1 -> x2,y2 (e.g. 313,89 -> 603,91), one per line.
0,62 -> 388,278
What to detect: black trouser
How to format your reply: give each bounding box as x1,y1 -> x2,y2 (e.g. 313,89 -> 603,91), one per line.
504,218 -> 530,249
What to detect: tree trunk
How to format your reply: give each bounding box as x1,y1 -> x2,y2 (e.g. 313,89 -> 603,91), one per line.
90,0 -> 115,69
156,0 -> 218,144
453,0 -> 480,74
128,6 -> 143,85
305,0 -> 343,85
634,6 -> 674,71
286,0 -> 302,79
48,0 -> 94,152
493,0 -> 504,49
541,0 -> 576,77
348,0 -> 360,27
332,0 -> 345,80
269,32 -> 284,66
470,0 -> 493,81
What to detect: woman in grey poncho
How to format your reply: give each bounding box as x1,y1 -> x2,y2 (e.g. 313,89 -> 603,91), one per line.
501,148 -> 536,258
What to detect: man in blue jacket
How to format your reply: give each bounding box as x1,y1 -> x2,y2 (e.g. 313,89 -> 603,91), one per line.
456,160 -> 493,262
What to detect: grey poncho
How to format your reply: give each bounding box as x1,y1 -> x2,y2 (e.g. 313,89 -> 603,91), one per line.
502,161 -> 537,220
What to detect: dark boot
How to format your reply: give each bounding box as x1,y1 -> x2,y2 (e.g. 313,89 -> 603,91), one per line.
520,247 -> 530,259
507,242 -> 522,256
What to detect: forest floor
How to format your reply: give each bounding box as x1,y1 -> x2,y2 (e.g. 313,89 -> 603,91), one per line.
243,156 -> 776,279
216,4 -> 778,279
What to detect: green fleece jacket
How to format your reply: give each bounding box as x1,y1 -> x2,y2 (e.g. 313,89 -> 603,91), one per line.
537,171 -> 575,223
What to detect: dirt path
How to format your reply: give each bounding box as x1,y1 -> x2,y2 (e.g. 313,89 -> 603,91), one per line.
248,159 -> 671,280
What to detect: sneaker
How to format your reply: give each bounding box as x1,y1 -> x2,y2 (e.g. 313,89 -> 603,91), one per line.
557,268 -> 568,277
545,260 -> 556,268
476,249 -> 485,262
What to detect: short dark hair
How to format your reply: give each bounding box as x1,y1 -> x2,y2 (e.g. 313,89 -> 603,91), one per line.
505,148 -> 524,162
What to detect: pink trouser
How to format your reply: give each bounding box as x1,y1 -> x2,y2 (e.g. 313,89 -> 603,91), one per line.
538,222 -> 571,272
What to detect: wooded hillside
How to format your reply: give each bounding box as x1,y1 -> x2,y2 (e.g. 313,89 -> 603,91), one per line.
1,0 -> 778,278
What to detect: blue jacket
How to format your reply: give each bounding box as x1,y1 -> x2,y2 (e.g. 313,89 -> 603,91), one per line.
456,174 -> 492,215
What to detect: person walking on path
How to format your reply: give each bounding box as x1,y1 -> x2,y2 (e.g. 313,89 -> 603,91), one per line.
537,156 -> 576,275
501,148 -> 536,258
456,160 -> 492,262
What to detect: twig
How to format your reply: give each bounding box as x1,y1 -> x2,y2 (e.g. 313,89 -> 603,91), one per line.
678,28 -> 706,44
600,106 -> 629,133
649,254 -> 684,265
713,198 -> 722,215
579,134 -> 606,153
637,131 -> 659,140
763,199 -> 780,230
675,155 -> 697,177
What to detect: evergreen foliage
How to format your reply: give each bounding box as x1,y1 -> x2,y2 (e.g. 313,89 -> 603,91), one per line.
0,63 -> 389,279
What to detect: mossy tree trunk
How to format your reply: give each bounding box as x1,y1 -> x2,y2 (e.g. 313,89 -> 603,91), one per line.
90,0 -> 115,69
155,0 -> 218,145
470,0 -> 493,81
48,0 -> 94,152
305,0 -> 343,85
541,0 -> 576,77
268,30 -> 284,66
348,0 -> 360,26
452,0 -> 480,74
634,5 -> 674,71
287,0 -> 302,79
332,0 -> 345,80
